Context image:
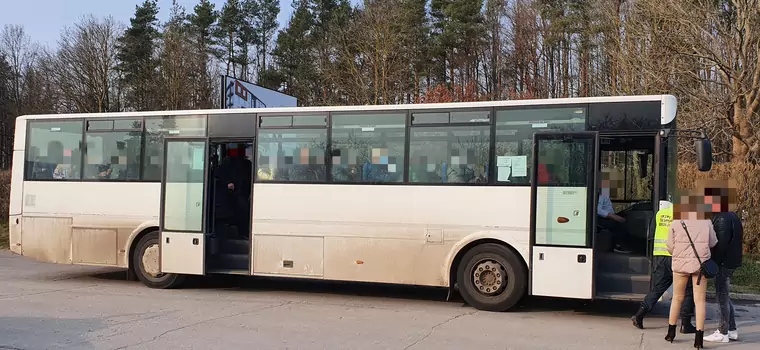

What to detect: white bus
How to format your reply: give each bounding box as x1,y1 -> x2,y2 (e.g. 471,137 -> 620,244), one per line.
6,95 -> 712,311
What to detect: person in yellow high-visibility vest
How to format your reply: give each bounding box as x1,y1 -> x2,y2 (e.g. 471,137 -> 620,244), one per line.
630,204 -> 696,333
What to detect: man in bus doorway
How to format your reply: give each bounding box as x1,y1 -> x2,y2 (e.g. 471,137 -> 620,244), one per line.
597,170 -> 633,253
631,202 -> 696,333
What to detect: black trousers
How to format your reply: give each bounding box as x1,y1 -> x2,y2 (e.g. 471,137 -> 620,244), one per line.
597,216 -> 630,248
640,256 -> 695,319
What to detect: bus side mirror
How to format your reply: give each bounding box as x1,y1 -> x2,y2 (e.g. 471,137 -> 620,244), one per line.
696,138 -> 712,172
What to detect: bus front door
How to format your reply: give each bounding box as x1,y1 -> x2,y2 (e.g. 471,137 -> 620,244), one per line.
529,132 -> 599,299
159,138 -> 209,276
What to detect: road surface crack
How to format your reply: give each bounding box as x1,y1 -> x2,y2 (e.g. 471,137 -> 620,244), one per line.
114,301 -> 291,349
404,310 -> 478,349
638,333 -> 644,349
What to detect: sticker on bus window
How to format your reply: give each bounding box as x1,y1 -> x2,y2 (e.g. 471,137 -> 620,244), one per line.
498,166 -> 511,181
511,156 -> 528,177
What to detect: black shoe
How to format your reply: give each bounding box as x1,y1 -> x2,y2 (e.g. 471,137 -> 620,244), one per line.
665,324 -> 677,343
694,330 -> 704,349
681,321 -> 697,334
631,307 -> 646,329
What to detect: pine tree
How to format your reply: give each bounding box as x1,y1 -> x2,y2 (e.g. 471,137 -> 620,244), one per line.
215,0 -> 244,77
272,0 -> 315,101
255,0 -> 280,74
160,0 -> 194,110
116,0 -> 161,111
188,0 -> 218,108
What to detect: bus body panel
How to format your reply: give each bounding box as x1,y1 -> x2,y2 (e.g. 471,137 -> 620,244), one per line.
18,181 -> 160,267
251,183 -> 530,287
8,117 -> 28,254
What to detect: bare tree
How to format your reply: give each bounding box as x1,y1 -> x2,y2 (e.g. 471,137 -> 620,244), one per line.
49,15 -> 122,113
332,0 -> 411,105
634,0 -> 760,162
0,24 -> 38,115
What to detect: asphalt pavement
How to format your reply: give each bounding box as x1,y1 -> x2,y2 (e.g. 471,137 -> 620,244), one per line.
1,250 -> 758,350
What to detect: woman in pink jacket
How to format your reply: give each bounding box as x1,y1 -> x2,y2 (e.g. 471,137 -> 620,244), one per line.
665,196 -> 718,348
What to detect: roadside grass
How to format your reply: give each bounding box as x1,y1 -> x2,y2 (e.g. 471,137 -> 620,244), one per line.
0,220 -> 8,250
707,254 -> 760,294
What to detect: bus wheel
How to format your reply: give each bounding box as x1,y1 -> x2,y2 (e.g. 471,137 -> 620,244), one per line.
456,243 -> 526,312
132,231 -> 185,289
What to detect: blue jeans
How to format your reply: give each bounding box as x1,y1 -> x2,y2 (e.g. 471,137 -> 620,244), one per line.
715,267 -> 737,334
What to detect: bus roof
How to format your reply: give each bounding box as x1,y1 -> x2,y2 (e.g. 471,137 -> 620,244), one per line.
16,94 -> 676,121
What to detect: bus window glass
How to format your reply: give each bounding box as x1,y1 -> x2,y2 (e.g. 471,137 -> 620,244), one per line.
331,113 -> 406,183
83,131 -> 142,180
143,115 -> 207,181
25,120 -> 83,180
495,107 -> 586,184
256,129 -> 327,182
260,116 -> 291,127
600,149 -> 653,211
451,110 -> 490,123
412,112 -> 448,124
409,125 -> 490,184
293,115 -> 327,127
536,139 -> 591,187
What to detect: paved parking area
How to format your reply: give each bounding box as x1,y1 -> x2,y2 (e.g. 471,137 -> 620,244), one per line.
1,251 -> 758,349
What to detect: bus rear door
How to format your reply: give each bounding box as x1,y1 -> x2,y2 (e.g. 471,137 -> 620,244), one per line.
529,132 -> 599,299
159,137 -> 210,276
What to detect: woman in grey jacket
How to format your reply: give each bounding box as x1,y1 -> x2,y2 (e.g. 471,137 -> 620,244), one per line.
665,196 -> 718,348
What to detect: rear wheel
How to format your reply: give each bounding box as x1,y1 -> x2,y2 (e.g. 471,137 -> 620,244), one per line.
456,243 -> 527,312
132,230 -> 186,289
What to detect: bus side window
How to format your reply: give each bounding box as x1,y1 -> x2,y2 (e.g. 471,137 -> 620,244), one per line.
25,120 -> 84,181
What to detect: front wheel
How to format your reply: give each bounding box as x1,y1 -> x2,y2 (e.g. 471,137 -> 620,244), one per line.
132,230 -> 186,289
456,243 -> 527,312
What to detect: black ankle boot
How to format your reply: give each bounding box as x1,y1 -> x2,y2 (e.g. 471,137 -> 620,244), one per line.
694,330 -> 704,349
665,324 -> 677,342
681,321 -> 697,334
631,307 -> 646,329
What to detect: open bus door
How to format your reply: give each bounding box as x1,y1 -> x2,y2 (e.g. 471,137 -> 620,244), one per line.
529,132 -> 599,299
159,137 -> 210,275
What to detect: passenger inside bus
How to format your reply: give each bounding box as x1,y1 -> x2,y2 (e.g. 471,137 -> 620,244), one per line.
597,169 -> 633,253
214,143 -> 252,239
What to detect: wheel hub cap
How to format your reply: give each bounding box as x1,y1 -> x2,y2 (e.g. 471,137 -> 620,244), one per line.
142,243 -> 162,277
473,260 -> 506,295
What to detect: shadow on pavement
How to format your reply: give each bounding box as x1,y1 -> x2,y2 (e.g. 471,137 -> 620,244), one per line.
81,270 -> 649,317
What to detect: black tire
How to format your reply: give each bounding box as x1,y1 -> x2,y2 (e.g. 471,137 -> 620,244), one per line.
132,230 -> 186,289
456,243 -> 527,312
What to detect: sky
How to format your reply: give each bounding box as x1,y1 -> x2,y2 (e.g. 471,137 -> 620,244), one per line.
0,0 -> 302,49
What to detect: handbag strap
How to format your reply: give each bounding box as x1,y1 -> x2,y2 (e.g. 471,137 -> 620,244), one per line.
680,220 -> 705,266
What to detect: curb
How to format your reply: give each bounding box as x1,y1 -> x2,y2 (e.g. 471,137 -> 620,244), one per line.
706,291 -> 760,301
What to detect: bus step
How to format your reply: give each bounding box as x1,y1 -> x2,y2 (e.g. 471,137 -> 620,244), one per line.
209,253 -> 249,270
220,239 -> 250,255
207,268 -> 250,276
597,253 -> 649,274
597,272 -> 650,294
